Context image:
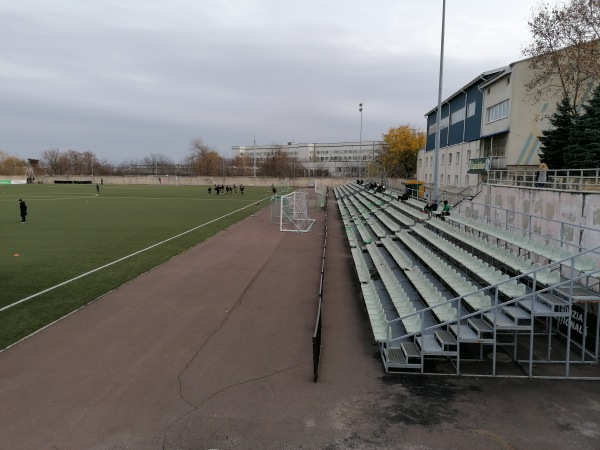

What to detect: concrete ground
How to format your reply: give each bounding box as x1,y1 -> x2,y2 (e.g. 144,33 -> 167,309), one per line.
1,194 -> 599,450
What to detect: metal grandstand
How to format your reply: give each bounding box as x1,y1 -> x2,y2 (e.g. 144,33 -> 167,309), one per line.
335,181 -> 600,379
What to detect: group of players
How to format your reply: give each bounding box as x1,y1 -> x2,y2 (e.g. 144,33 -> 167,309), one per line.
208,184 -> 244,195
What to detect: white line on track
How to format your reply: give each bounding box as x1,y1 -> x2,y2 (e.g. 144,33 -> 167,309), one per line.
0,197 -> 270,314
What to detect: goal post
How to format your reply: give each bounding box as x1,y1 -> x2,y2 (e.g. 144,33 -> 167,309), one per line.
314,180 -> 327,209
280,191 -> 315,232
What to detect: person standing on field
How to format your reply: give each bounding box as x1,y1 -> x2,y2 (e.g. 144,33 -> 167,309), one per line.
19,199 -> 27,223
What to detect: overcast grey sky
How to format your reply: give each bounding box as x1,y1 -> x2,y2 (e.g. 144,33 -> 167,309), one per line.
1,0 -> 549,163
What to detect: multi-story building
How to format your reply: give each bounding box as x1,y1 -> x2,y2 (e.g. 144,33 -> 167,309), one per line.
418,56 -> 568,192
232,141 -> 382,177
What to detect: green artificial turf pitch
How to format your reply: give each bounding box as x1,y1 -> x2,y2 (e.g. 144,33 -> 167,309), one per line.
0,183 -> 272,349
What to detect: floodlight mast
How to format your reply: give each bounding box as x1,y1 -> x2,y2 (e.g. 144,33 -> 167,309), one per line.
359,103 -> 363,178
253,134 -> 256,177
433,0 -> 446,202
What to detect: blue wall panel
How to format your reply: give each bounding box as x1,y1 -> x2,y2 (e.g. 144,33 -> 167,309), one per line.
424,74 -> 496,149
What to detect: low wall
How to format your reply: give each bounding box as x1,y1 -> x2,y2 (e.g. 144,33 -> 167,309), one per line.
461,184 -> 600,253
1,175 -> 396,189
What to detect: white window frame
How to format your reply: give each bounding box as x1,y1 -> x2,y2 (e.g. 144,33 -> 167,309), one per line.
467,101 -> 476,118
451,107 -> 465,124
487,99 -> 509,123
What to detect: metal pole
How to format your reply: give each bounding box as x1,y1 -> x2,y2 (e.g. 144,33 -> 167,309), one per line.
433,0 -> 446,201
253,134 -> 256,177
359,103 -> 363,178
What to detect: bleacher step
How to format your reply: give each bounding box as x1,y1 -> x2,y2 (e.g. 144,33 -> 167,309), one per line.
538,292 -> 571,313
450,324 -> 479,342
417,334 -> 458,355
401,342 -> 421,361
519,299 -> 554,316
435,329 -> 457,347
484,310 -> 531,330
502,306 -> 531,325
466,317 -> 491,334
386,347 -> 423,370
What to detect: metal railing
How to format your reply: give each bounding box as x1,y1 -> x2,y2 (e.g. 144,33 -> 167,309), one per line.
312,192 -> 328,382
455,198 -> 600,259
383,244 -> 600,378
487,168 -> 600,191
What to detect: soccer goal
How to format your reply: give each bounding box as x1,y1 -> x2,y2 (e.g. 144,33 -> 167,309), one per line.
314,180 -> 327,209
280,191 -> 315,232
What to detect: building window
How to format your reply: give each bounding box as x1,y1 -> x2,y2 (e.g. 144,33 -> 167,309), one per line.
467,101 -> 476,118
447,175 -> 451,185
441,155 -> 445,165
487,99 -> 509,123
456,152 -> 460,163
448,153 -> 452,165
451,108 -> 465,124
455,175 -> 459,185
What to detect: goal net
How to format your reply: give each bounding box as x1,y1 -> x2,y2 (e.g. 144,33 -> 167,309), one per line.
314,180 -> 327,209
280,191 -> 315,232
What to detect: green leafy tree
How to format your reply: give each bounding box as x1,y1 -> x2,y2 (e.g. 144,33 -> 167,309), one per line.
538,94 -> 577,169
565,84 -> 600,169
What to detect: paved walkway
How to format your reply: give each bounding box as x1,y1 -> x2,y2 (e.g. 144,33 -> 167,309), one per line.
1,195 -> 600,449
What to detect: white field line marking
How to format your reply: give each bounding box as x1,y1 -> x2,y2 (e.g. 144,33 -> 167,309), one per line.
0,198 -> 269,313
0,195 -> 98,202
1,195 -> 251,202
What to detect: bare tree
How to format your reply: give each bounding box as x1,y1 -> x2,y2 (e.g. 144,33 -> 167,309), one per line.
41,147 -> 64,175
231,154 -> 253,176
523,0 -> 600,111
141,153 -> 175,175
0,150 -> 27,175
189,138 -> 222,176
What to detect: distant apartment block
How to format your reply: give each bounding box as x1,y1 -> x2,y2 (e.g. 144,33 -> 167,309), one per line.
232,141 -> 383,177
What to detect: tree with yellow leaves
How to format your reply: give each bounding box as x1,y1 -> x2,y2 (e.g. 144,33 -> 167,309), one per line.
380,125 -> 425,177
0,150 -> 27,175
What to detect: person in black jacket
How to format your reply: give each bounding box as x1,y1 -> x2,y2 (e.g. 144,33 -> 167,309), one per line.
19,199 -> 28,223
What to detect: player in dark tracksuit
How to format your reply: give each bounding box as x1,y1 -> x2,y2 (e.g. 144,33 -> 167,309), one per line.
19,199 -> 28,223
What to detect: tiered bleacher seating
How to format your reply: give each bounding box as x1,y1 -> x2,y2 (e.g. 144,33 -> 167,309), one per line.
400,226 -> 529,299
450,213 -> 597,273
366,244 -> 422,333
335,182 -> 600,377
360,281 -> 387,341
